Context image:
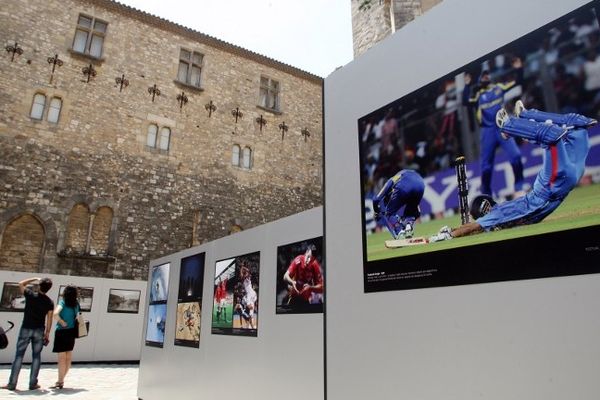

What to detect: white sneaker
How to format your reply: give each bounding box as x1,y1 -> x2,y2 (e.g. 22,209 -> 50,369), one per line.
514,100 -> 526,117
496,108 -> 509,128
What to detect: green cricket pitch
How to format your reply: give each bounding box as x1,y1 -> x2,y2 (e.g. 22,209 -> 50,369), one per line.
366,184 -> 600,261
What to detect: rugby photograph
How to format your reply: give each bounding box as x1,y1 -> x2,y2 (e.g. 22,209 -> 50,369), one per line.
211,252 -> 260,337
359,1 -> 600,292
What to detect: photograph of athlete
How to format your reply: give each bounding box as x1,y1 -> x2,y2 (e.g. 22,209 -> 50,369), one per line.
372,169 -> 425,239
175,302 -> 201,346
430,102 -> 596,242
214,278 -> 228,323
283,246 -> 323,306
212,252 -> 260,336
239,263 -> 257,330
462,58 -> 525,197
276,237 -> 324,314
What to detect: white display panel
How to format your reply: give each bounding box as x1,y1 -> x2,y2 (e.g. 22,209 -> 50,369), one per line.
0,271 -> 146,363
138,207 -> 323,400
325,0 -> 600,399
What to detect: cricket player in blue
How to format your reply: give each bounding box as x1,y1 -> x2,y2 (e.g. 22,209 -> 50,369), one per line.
464,65 -> 525,196
430,101 -> 595,242
372,169 -> 425,239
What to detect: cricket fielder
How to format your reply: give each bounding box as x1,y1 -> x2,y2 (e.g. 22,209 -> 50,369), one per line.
430,101 -> 595,242
373,169 -> 425,239
464,65 -> 525,196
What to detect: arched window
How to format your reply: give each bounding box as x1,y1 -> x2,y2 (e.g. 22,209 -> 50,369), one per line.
147,124 -> 158,147
30,93 -> 46,120
242,147 -> 252,169
159,127 -> 171,151
232,145 -> 241,166
47,97 -> 63,123
66,204 -> 90,253
0,214 -> 45,272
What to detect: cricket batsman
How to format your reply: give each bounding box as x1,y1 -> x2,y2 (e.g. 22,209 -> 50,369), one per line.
430,101 -> 595,242
463,60 -> 525,197
373,169 -> 425,239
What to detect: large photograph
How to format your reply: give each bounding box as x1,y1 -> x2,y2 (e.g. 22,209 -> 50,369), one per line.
175,253 -> 205,347
211,251 -> 260,337
276,237 -> 324,314
0,282 -> 25,312
359,1 -> 600,292
107,289 -> 141,313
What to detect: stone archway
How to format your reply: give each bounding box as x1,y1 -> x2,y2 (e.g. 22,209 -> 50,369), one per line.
0,214 -> 45,272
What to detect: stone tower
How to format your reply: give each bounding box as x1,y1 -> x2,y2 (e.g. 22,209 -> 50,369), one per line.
351,0 -> 443,57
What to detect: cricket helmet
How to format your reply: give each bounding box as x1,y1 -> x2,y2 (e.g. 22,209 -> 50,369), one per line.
470,194 -> 497,219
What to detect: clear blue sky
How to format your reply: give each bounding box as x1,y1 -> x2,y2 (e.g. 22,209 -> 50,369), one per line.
118,0 -> 354,78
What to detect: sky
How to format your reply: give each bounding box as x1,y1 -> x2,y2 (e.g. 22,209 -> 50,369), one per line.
117,0 -> 354,78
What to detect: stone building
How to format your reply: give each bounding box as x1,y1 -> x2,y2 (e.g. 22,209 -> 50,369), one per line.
0,0 -> 323,280
351,0 -> 443,57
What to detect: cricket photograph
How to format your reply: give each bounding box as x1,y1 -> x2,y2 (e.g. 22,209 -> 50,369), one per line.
359,1 -> 600,292
211,251 -> 260,337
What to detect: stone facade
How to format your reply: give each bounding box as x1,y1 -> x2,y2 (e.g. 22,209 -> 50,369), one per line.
0,0 -> 323,280
351,0 -> 443,57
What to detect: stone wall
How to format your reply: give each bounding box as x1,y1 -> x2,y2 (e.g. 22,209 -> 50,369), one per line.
0,0 -> 323,280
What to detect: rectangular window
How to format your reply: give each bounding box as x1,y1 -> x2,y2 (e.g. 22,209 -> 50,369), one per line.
47,97 -> 62,123
232,145 -> 240,166
178,49 -> 203,88
30,94 -> 46,120
72,14 -> 107,58
159,127 -> 171,151
147,124 -> 158,147
242,147 -> 252,169
259,77 -> 280,111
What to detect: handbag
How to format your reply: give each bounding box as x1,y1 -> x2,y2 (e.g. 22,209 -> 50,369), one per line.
76,313 -> 89,338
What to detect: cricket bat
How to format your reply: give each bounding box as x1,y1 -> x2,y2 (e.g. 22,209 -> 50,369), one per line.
385,237 -> 429,249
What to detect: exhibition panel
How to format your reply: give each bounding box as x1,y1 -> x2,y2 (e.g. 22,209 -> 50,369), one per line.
0,270 -> 146,363
325,0 -> 600,399
137,207 -> 323,400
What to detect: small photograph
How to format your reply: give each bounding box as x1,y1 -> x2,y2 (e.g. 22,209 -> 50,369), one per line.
178,253 -> 205,302
145,303 -> 167,347
58,285 -> 94,312
212,251 -> 260,337
0,282 -> 25,312
107,289 -> 141,313
276,236 -> 324,314
150,263 -> 170,304
174,302 -> 201,347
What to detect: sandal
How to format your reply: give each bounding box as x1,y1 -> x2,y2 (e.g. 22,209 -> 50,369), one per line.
50,382 -> 64,389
